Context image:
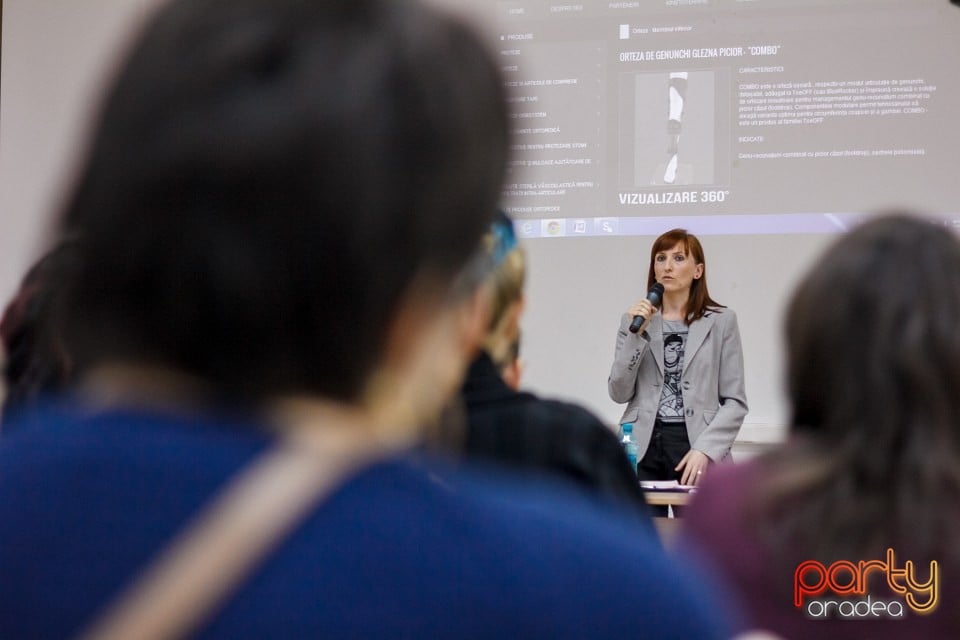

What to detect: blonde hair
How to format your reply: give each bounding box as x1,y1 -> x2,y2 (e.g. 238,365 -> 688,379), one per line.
482,242 -> 525,369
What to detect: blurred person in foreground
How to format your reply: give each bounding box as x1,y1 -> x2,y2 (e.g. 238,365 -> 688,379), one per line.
0,0 -> 734,637
0,240 -> 80,428
682,214 -> 960,639
457,212 -> 653,523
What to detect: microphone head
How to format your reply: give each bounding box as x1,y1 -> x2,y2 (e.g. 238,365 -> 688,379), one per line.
649,282 -> 665,306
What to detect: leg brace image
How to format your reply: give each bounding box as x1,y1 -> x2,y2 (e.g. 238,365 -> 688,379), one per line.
664,72 -> 688,184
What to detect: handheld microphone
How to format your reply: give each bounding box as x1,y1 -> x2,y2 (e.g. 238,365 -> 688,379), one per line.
629,282 -> 665,333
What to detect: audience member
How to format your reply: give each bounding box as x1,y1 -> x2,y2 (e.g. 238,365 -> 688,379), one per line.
457,213 -> 653,522
0,239 -> 79,427
682,214 -> 960,638
498,330 -> 523,390
0,0 -> 733,637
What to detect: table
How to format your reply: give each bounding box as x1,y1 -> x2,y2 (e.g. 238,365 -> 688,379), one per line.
643,490 -> 693,508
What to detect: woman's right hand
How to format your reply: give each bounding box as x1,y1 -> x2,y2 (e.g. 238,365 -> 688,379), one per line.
628,298 -> 656,320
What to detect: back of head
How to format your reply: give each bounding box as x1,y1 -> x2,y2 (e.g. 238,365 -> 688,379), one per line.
59,0 -> 508,403
774,213 -> 960,559
1,241 -> 80,423
481,212 -> 526,368
786,214 -> 960,447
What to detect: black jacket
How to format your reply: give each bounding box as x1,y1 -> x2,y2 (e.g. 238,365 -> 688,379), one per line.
460,352 -> 653,525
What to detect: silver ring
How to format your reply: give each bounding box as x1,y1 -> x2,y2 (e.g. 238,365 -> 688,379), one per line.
696,470 -> 702,475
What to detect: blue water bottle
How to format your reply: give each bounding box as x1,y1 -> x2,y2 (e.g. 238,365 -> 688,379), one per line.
621,422 -> 639,475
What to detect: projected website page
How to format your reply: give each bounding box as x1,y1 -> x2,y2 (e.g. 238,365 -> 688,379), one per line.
493,0 -> 960,237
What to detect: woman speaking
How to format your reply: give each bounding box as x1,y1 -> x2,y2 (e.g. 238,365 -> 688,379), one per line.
608,229 -> 747,489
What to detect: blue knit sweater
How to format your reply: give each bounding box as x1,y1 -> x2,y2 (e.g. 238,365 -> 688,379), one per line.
0,401 -> 733,638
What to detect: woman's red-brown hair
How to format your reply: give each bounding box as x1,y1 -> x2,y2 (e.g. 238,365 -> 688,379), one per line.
646,228 -> 724,324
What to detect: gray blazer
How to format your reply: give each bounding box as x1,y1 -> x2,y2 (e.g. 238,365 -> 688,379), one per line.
608,308 -> 748,462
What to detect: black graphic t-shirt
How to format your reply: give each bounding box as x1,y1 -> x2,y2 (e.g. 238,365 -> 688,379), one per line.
658,319 -> 688,423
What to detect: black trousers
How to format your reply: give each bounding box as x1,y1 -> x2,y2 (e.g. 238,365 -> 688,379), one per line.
637,420 -> 690,516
